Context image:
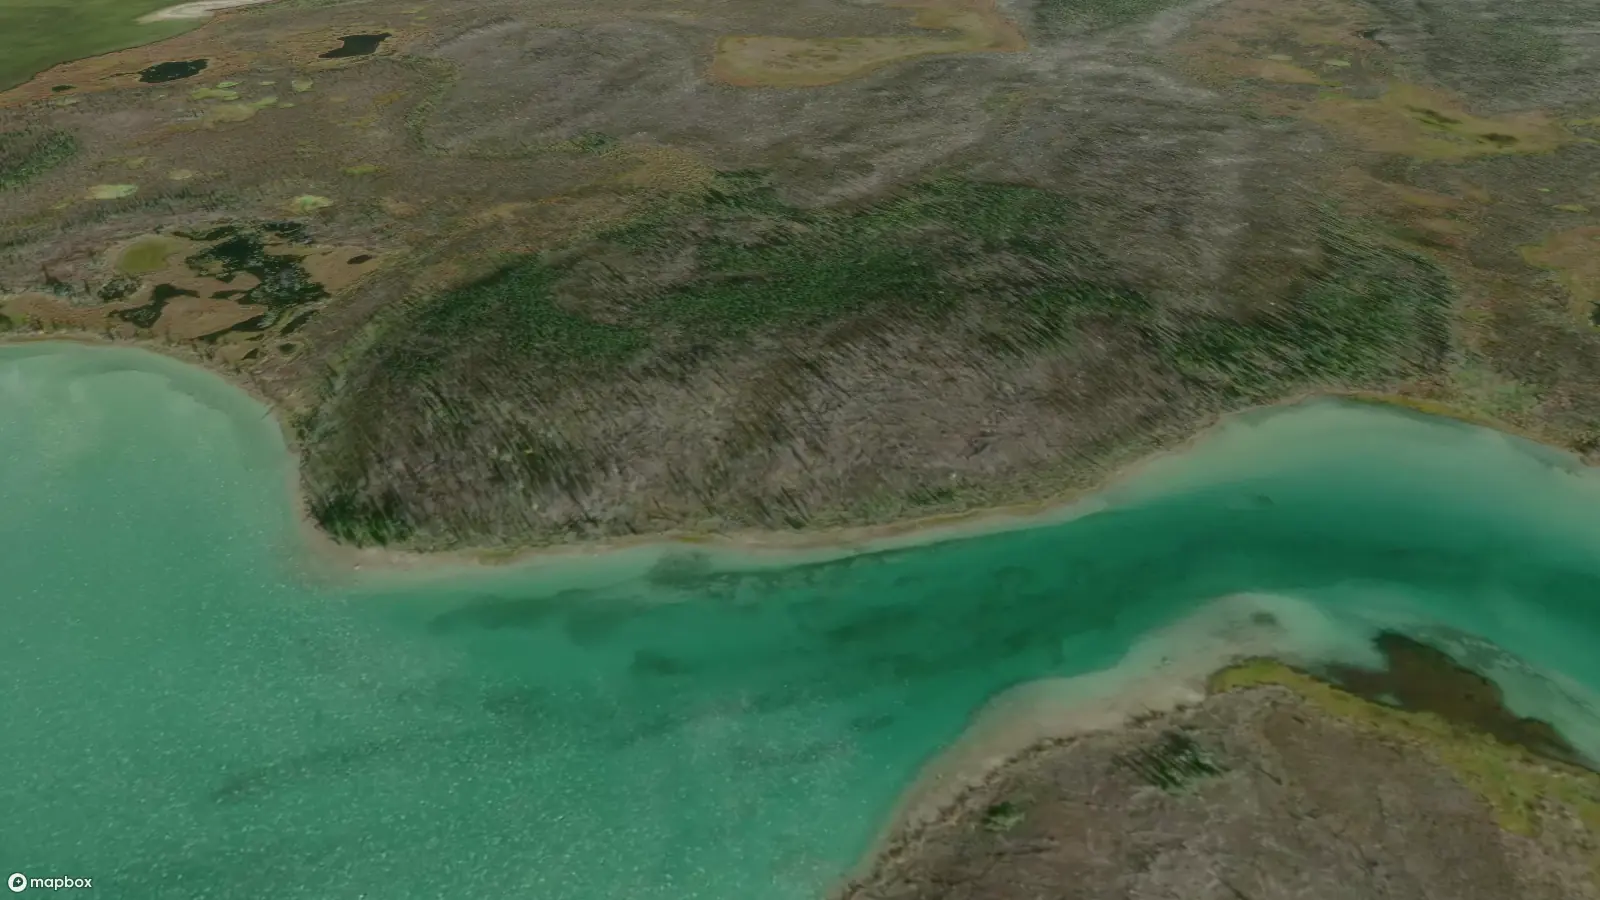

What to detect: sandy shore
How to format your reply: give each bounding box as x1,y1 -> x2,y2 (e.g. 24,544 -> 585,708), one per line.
137,0 -> 278,23
827,590 -> 1386,891
0,330 -> 1560,585
9,331 -> 1599,899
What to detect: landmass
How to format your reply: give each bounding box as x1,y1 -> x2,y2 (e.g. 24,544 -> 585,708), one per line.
0,0 -> 1597,558
5,1 -> 1600,894
841,635 -> 1600,900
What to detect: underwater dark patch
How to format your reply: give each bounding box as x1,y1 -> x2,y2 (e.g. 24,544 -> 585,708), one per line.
1320,632 -> 1590,768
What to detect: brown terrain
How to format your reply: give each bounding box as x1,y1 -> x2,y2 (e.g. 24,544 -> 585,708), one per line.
840,642 -> 1600,900
0,0 -> 1597,552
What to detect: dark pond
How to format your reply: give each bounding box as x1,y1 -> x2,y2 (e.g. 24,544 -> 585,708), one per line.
318,33 -> 391,59
111,283 -> 197,329
138,60 -> 208,84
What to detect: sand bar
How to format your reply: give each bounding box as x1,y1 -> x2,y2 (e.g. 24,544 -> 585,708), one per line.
137,0 -> 278,23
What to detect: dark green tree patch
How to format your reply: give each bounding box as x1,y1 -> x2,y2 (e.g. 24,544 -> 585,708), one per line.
0,129 -> 78,191
304,174 -> 1457,547
1114,731 -> 1226,791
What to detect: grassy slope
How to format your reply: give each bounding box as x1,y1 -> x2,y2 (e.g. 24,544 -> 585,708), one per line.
0,129 -> 79,190
304,174 -> 1454,546
0,1 -> 194,91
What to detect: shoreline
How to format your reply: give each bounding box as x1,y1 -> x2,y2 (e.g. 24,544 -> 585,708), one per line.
137,0 -> 280,23
0,330 -> 1571,583
826,590 -> 1389,894
9,333 -> 1600,900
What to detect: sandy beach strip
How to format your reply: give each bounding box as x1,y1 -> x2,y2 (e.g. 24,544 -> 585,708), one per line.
828,591 -> 1385,890
0,330 -> 1555,584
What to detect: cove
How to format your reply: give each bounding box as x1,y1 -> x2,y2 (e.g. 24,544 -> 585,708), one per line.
5,341 -> 1600,899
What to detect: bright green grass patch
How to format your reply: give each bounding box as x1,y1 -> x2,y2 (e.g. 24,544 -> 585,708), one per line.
286,194 -> 333,213
0,128 -> 78,190
87,183 -> 138,200
0,1 -> 195,91
116,235 -> 185,274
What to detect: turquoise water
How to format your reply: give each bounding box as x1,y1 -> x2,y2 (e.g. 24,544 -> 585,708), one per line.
6,342 -> 1600,899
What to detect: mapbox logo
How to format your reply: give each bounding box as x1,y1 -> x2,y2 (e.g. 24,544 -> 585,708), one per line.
8,873 -> 94,892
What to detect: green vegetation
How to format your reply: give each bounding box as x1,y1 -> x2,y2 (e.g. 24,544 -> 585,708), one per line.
87,183 -> 139,200
1113,731 -> 1225,791
1164,225 -> 1454,399
309,486 -> 415,545
1471,20 -> 1563,69
369,174 -> 1449,396
373,175 -> 1151,384
567,131 -> 619,155
286,194 -> 333,213
1034,0 -> 1190,35
0,1 -> 193,91
0,129 -> 79,191
116,235 -> 185,274
309,174 -> 1455,546
980,800 -> 1025,833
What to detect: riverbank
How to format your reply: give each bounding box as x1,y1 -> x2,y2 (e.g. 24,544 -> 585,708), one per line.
832,598 -> 1600,890
827,591 -> 1383,889
11,331 -> 1600,900
0,331 -> 1575,584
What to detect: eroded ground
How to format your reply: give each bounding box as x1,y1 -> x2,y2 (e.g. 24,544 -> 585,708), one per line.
840,637 -> 1600,900
1,0 -> 1598,549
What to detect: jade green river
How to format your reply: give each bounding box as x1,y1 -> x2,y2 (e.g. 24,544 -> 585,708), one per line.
6,342 -> 1600,899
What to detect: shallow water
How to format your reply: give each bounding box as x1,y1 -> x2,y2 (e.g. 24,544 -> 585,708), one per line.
5,343 -> 1600,899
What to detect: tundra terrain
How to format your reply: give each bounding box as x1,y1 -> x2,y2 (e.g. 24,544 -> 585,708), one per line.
0,0 -> 1597,550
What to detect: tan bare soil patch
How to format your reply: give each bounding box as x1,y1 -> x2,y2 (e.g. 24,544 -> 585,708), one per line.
709,0 -> 1026,87
153,294 -> 267,339
1523,227 -> 1600,328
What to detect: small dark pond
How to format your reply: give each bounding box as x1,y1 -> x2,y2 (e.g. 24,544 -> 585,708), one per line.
138,59 -> 208,84
111,283 -> 197,329
318,33 -> 391,59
